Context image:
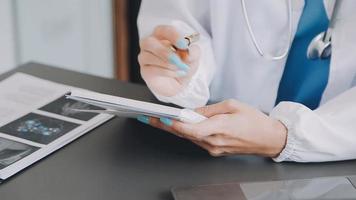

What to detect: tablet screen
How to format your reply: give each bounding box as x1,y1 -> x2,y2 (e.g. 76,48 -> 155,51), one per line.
240,177 -> 356,200
172,176 -> 356,200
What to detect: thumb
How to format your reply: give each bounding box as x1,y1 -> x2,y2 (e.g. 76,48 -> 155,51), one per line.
182,44 -> 200,64
195,99 -> 242,117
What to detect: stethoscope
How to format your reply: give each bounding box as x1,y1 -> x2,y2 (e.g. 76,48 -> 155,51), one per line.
241,0 -> 341,60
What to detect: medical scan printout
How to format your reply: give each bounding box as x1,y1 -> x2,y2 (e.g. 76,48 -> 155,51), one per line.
0,73 -> 113,180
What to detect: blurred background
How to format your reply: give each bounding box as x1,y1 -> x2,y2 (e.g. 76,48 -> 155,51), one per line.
0,0 -> 143,83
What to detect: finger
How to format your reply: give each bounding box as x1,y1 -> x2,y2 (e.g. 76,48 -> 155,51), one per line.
146,116 -> 231,157
182,44 -> 201,64
140,37 -> 190,71
138,116 -> 217,142
148,117 -> 186,138
143,65 -> 189,78
191,140 -> 226,157
149,115 -> 224,141
140,36 -> 173,63
153,25 -> 189,50
202,134 -> 241,147
141,74 -> 183,97
167,118 -> 223,140
138,51 -> 187,77
152,117 -> 202,141
146,116 -> 204,140
149,117 -> 173,131
138,51 -> 177,71
193,136 -> 256,156
138,116 -> 242,157
197,142 -> 238,157
160,39 -> 173,48
195,99 -> 243,117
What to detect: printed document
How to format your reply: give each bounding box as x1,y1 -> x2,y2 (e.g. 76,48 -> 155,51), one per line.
0,73 -> 112,180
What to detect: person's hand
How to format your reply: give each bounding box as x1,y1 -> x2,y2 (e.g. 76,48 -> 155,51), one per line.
137,99 -> 288,158
138,25 -> 200,97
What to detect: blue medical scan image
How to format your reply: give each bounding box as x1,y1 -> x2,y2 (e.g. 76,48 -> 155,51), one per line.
0,113 -> 79,144
40,96 -> 103,121
0,137 -> 38,170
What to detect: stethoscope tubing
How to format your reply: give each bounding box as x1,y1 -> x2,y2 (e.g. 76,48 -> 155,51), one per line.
241,0 -> 339,61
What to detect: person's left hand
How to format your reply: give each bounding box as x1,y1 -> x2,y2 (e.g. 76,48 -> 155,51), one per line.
137,99 -> 288,158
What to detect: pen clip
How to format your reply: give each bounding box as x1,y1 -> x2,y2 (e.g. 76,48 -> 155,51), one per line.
184,33 -> 200,46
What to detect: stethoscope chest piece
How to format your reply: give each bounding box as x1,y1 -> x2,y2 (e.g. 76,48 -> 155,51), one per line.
307,32 -> 332,60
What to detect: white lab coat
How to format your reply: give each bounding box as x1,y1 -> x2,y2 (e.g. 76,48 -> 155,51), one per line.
137,0 -> 356,162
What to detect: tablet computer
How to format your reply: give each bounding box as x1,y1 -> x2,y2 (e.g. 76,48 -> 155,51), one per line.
172,176 -> 356,200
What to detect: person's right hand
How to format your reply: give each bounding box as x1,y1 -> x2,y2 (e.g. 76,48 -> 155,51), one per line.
138,25 -> 201,97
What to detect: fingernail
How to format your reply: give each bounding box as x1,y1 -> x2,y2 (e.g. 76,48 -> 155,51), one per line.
177,70 -> 187,77
137,115 -> 149,124
168,53 -> 190,71
160,117 -> 173,126
176,38 -> 189,49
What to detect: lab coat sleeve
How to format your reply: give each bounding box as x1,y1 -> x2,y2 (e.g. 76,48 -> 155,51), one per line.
137,0 -> 217,108
270,86 -> 356,162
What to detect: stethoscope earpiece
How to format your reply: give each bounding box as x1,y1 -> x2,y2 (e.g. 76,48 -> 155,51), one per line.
307,32 -> 332,60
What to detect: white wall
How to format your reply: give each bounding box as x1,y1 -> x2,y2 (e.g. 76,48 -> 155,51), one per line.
0,0 -> 114,78
0,0 -> 16,73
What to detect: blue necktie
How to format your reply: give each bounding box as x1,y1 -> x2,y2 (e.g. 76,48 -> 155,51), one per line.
275,0 -> 330,110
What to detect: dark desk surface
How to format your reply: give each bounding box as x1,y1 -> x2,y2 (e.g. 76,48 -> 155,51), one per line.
1,63 -> 356,200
